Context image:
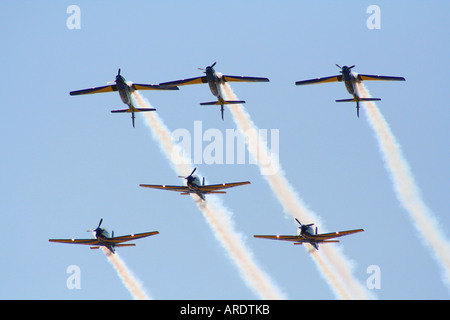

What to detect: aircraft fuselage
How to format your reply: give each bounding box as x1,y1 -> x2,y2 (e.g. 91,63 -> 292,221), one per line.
115,75 -> 134,108
205,67 -> 222,99
298,225 -> 319,250
93,229 -> 116,253
341,68 -> 358,97
186,176 -> 206,200
298,225 -> 315,238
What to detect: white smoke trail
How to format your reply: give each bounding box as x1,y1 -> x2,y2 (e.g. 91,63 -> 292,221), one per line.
358,83 -> 450,290
222,83 -> 374,300
133,92 -> 286,300
194,196 -> 286,299
101,247 -> 151,300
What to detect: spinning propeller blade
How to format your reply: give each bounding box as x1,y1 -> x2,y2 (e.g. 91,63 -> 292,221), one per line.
87,218 -> 103,232
336,64 -> 355,71
198,62 -> 217,72
178,168 -> 197,179
295,218 -> 314,228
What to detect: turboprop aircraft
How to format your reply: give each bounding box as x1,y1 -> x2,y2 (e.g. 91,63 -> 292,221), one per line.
139,168 -> 250,201
49,219 -> 159,254
254,218 -> 364,250
295,64 -> 405,117
159,62 -> 269,120
69,68 -> 179,127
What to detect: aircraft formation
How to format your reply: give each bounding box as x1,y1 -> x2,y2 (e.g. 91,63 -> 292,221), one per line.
51,63 -> 404,255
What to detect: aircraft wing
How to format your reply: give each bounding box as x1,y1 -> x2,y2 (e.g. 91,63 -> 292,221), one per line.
139,184 -> 190,192
132,83 -> 179,91
70,84 -> 118,96
309,229 -> 364,241
357,74 -> 406,81
49,238 -> 100,245
159,76 -> 208,87
221,75 -> 270,83
295,75 -> 343,86
254,235 -> 301,242
198,181 -> 251,192
106,231 -> 160,244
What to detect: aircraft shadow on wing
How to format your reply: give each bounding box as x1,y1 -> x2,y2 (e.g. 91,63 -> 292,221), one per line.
139,167 -> 250,201
295,64 -> 405,117
69,68 -> 179,128
49,218 -> 159,254
159,62 -> 269,120
254,218 -> 364,250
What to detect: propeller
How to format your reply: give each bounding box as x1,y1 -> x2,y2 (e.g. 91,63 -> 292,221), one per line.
87,218 -> 103,233
295,218 -> 313,227
198,62 -> 217,72
178,168 -> 197,180
336,64 -> 355,71
295,218 -> 315,234
107,68 -> 122,84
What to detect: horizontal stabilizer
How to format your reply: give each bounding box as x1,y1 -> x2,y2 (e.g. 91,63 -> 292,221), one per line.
200,101 -> 221,105
359,98 -> 381,102
111,108 -> 156,113
90,246 -> 101,250
224,100 -> 246,105
200,100 -> 245,105
135,108 -> 156,112
335,98 -> 381,103
335,98 -> 356,103
111,109 -> 131,113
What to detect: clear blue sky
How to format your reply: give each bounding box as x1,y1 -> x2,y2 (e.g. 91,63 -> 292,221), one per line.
1,1 -> 449,299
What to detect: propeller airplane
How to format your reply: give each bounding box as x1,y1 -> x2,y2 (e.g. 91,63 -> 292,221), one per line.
159,62 -> 269,120
69,68 -> 179,127
254,218 -> 364,250
139,167 -> 250,201
295,64 -> 405,117
49,219 -> 159,254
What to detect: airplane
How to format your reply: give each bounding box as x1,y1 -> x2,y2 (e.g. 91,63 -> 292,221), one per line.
295,64 -> 405,117
49,218 -> 159,254
69,68 -> 179,128
139,167 -> 250,201
159,62 -> 270,120
254,218 -> 364,250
